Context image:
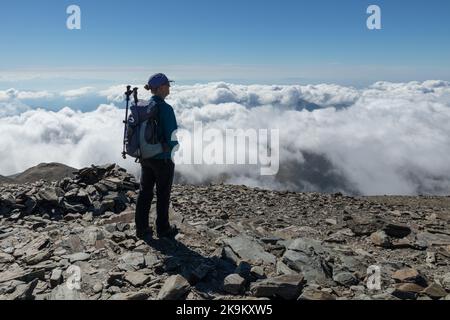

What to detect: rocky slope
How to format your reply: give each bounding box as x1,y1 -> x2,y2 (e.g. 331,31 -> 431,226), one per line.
0,163 -> 449,300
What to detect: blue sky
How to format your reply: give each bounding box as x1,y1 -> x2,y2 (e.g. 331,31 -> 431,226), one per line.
1,0 -> 450,88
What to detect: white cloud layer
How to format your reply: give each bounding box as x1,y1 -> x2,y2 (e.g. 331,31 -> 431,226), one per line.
61,87 -> 96,99
1,80 -> 450,196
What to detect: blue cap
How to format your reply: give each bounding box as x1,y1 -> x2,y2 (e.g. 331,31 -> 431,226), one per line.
147,73 -> 174,89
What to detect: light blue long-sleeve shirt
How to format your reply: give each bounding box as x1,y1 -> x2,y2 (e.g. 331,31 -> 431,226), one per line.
151,95 -> 179,160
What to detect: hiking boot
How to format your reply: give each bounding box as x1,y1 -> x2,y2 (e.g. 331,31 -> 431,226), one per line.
136,227 -> 153,241
157,225 -> 178,239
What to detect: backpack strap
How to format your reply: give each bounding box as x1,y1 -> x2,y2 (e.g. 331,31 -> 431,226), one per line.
156,102 -> 170,152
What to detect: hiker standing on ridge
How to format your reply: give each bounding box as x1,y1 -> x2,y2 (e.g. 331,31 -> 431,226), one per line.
135,73 -> 179,240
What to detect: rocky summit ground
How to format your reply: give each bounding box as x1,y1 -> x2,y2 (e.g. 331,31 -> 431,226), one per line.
0,163 -> 449,300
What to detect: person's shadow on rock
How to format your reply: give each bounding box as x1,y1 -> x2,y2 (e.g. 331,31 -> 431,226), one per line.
144,236 -> 242,298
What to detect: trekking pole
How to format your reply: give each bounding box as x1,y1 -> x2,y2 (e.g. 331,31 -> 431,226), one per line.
133,87 -> 139,105
122,85 -> 133,159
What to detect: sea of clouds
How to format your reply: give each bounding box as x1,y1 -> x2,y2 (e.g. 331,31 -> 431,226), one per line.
1,80 -> 450,196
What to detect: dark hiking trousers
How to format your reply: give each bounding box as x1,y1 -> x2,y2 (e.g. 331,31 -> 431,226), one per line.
135,158 -> 175,234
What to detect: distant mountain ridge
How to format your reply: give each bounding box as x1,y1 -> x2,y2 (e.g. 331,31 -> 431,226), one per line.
1,162 -> 78,185
0,175 -> 15,185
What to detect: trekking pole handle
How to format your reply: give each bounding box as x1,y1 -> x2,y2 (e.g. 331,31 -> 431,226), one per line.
125,85 -> 133,100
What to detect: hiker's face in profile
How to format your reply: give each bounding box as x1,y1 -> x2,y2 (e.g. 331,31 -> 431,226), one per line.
158,83 -> 170,98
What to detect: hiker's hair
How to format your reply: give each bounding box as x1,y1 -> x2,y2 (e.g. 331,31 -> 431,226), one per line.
144,84 -> 158,95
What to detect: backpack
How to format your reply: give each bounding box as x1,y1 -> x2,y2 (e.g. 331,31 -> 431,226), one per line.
124,99 -> 166,161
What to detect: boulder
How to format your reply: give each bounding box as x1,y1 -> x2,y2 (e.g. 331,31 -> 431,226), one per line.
370,231 -> 391,248
124,272 -> 151,287
421,283 -> 447,300
8,278 -> 38,300
281,238 -> 333,286
157,275 -> 190,300
222,236 -> 276,265
392,283 -> 425,300
67,252 -> 91,263
391,268 -> 427,286
118,252 -> 145,270
333,272 -> 359,287
298,287 -> 336,300
223,274 -> 246,295
109,291 -> 150,300
250,274 -> 305,300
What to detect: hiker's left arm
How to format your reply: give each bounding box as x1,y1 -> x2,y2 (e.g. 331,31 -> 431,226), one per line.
163,105 -> 179,149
